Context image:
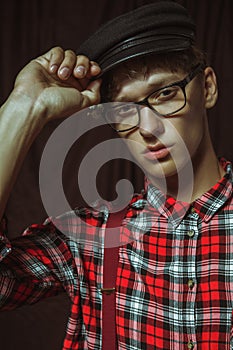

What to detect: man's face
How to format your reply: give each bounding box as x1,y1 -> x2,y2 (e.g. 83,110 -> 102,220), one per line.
110,66 -> 217,185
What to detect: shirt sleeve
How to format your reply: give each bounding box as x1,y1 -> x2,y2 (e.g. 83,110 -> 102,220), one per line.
0,215 -> 12,261
0,220 -> 76,310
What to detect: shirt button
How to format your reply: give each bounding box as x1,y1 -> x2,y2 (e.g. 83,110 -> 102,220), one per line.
187,340 -> 194,349
188,278 -> 195,289
187,229 -> 195,238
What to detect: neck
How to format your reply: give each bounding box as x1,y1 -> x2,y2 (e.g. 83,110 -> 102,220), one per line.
149,131 -> 225,203
167,155 -> 223,203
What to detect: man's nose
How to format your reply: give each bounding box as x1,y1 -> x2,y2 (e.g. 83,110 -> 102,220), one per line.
139,107 -> 164,138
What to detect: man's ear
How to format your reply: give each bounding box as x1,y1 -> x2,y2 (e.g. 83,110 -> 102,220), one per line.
204,66 -> 218,109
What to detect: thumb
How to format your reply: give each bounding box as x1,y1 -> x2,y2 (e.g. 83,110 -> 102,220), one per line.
81,79 -> 102,107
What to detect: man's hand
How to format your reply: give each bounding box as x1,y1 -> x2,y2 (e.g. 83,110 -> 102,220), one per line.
0,47 -> 102,220
14,47 -> 102,122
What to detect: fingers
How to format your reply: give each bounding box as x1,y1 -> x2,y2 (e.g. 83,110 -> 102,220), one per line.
73,59 -> 101,79
81,78 -> 102,107
46,47 -> 101,81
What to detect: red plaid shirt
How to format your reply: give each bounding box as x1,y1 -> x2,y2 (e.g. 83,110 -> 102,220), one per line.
0,159 -> 233,350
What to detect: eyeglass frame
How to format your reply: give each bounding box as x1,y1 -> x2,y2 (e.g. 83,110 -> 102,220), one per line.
105,63 -> 205,133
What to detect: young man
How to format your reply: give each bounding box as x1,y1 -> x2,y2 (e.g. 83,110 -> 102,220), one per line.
0,2 -> 232,349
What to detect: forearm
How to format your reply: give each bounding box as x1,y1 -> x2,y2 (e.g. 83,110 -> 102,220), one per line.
0,226 -> 70,310
0,48 -> 101,221
0,90 -> 46,220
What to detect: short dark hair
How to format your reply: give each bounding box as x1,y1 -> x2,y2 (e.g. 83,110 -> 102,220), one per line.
101,46 -> 207,102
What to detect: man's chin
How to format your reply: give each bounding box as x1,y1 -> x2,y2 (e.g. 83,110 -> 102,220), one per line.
143,157 -> 178,179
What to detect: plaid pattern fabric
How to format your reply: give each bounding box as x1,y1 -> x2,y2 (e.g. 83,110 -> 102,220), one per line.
0,159 -> 233,349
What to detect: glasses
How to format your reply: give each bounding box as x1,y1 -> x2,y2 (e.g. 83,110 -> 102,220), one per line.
104,64 -> 204,132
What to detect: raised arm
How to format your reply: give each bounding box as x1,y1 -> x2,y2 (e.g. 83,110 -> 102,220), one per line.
0,47 -> 101,220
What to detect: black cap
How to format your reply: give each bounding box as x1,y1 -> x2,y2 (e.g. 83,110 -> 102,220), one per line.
77,2 -> 196,75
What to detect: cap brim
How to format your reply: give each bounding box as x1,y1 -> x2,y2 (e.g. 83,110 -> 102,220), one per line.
97,37 -> 192,77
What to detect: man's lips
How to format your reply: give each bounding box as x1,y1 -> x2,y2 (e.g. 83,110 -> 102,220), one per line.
142,144 -> 171,160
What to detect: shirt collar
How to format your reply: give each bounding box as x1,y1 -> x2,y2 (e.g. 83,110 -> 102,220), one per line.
193,160 -> 233,222
146,182 -> 190,227
131,159 -> 233,227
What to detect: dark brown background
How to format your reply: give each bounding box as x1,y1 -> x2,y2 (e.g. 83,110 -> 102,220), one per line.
0,0 -> 232,349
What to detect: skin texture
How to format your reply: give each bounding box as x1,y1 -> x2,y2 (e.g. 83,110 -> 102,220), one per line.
0,47 -> 101,220
0,47 -> 224,221
112,66 -> 224,202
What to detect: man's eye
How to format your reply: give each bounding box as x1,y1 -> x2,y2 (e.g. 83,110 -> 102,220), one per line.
114,104 -> 136,116
151,86 -> 180,103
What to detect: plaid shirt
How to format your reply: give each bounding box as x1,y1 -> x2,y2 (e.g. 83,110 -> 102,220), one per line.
0,159 -> 233,350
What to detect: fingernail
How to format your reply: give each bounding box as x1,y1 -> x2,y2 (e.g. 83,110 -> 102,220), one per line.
92,65 -> 100,73
50,64 -> 58,73
59,67 -> 70,79
75,65 -> 86,77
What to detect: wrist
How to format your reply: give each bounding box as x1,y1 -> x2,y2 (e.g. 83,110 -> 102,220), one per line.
6,87 -> 48,130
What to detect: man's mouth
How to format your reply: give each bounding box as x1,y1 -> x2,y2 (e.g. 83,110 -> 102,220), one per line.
142,144 -> 171,160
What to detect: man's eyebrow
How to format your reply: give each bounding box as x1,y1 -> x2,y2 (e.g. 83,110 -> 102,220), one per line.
146,80 -> 168,90
116,76 -> 181,102
146,73 -> 182,89
114,70 -> 185,102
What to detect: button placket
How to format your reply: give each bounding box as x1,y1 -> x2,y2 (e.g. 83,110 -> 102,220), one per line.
187,278 -> 195,289
185,210 -> 198,349
187,229 -> 195,238
187,340 -> 194,349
